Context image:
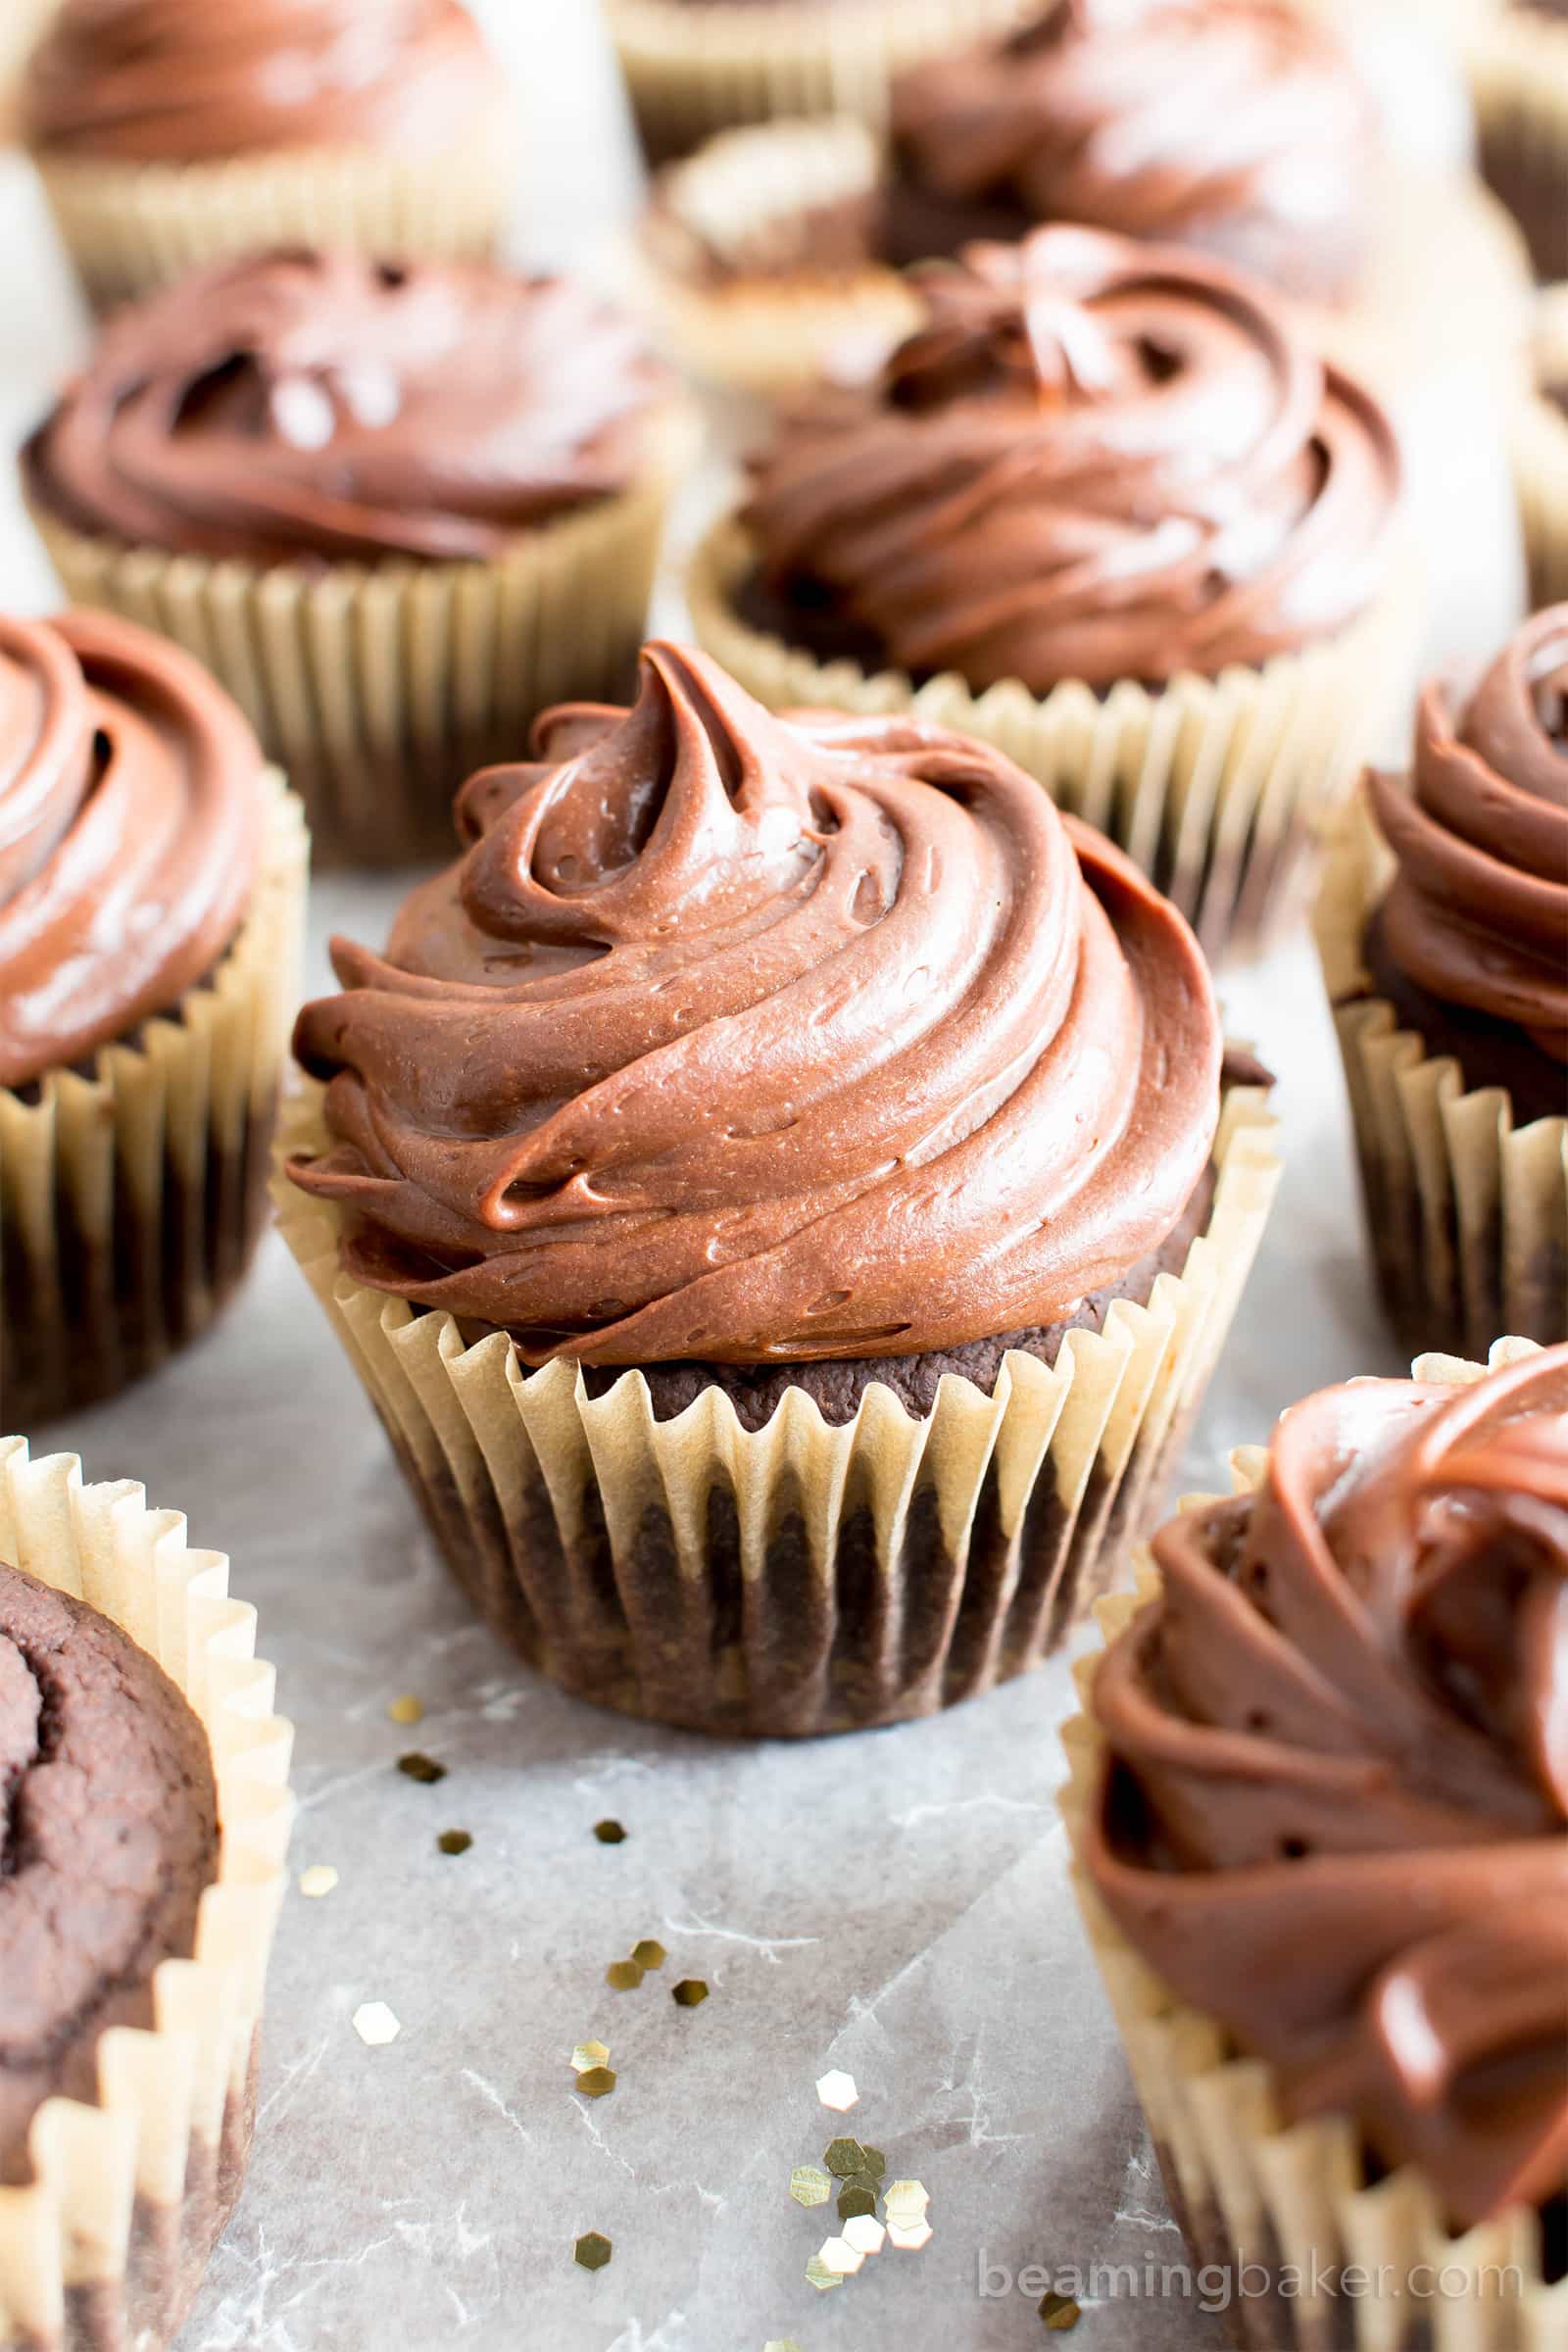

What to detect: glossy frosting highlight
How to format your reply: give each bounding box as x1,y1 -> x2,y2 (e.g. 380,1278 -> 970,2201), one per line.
1369,605 -> 1568,1066
25,250 -> 676,566
289,640 -> 1222,1365
24,0 -> 496,163
743,225 -> 1400,695
0,611 -> 262,1089
1085,1346 -> 1568,2228
890,0 -> 1372,300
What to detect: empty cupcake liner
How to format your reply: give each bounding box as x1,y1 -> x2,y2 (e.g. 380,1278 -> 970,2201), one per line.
29,96 -> 514,313
1469,5 -> 1568,281
0,1434 -> 293,2352
0,772 -> 308,1430
1059,1336 -> 1564,2352
25,406 -> 695,869
1314,786 -> 1568,1363
271,1077 -> 1279,1739
1514,286 -> 1568,610
688,514 -> 1420,962
607,0 -> 1032,162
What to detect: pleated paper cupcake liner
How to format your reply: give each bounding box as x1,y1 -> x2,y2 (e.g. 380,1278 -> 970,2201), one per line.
1515,286 -> 1568,610
1314,786 -> 1568,1363
1469,7 -> 1568,281
25,409 -> 694,869
607,0 -> 1032,164
1058,1338 -> 1565,2352
0,771 -> 308,1430
688,515 -> 1420,962
271,1077 -> 1279,1739
28,98 -> 514,314
0,1434 -> 293,2352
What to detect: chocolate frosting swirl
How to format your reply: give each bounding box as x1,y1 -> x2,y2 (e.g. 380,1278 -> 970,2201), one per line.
743,225 -> 1400,695
890,0 -> 1372,300
289,641 -> 1222,1365
1369,605 -> 1568,1067
0,611 -> 262,1090
24,251 -> 676,568
23,0 -> 495,163
1084,1346 -> 1568,2229
0,1559 -> 219,2184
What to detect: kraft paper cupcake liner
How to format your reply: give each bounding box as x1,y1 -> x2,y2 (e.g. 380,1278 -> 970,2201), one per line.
271,1077 -> 1279,1739
0,771 -> 307,1430
1469,5 -> 1568,281
688,515 -> 1421,962
26,408 -> 695,869
1058,1337 -> 1565,2352
1515,285 -> 1568,610
1314,786 -> 1568,1363
607,0 -> 1032,163
29,98 -> 514,313
0,1433 -> 293,2352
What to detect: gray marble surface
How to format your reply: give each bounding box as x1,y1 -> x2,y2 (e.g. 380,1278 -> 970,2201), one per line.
0,5 -> 1521,2346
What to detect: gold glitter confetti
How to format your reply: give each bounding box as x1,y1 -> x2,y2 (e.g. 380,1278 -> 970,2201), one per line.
823,2137 -> 865,2178
789,2165 -> 832,2208
887,2220 -> 934,2253
803,2257 -> 842,2294
1038,2292 -> 1081,2332
842,2215 -> 886,2257
883,2180 -> 930,2218
397,1752 -> 446,1785
859,2145 -> 887,2177
672,1979 -> 709,2007
576,2067 -> 616,2098
814,2070 -> 858,2112
298,1865 -> 337,1898
631,1938 -> 666,1969
837,2183 -> 876,2222
817,2236 -> 863,2278
593,1819 -> 626,1844
352,2002 -> 400,2047
606,1960 -> 644,1991
573,2232 -> 612,2273
571,2041 -> 610,2074
388,1693 -> 423,1726
437,1830 -> 472,1855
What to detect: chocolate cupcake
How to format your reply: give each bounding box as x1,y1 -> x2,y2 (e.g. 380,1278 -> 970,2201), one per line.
0,610 -> 305,1428
1470,0 -> 1568,281
21,0 -> 514,311
1517,285 -> 1568,611
1316,606 -> 1567,1362
24,249 -> 695,867
274,638 -> 1279,1738
1061,1339 -> 1567,2349
0,1431 -> 291,2352
691,225 -> 1411,955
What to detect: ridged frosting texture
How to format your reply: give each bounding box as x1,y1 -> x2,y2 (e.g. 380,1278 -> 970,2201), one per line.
25,250 -> 675,566
0,1560 -> 219,2183
1369,603 -> 1568,1066
743,225 -> 1400,695
891,0 -> 1372,300
289,640 -> 1222,1366
23,0 -> 495,162
0,611 -> 262,1090
1084,1346 -> 1568,2229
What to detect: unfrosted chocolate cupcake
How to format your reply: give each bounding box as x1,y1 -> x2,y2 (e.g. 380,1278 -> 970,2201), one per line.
1317,605 -> 1567,1360
22,0 -> 514,307
276,638 -> 1280,1737
0,609 -> 304,1426
24,249 -> 693,865
1066,1342 -> 1568,2344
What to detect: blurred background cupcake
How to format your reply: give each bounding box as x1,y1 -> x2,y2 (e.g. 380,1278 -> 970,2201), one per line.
1315,604 -> 1567,1361
22,247 -> 696,867
0,610 -> 306,1428
691,225 -> 1414,956
275,639 -> 1279,1738
1061,1339 -> 1567,2351
20,0 -> 515,312
1517,283 -> 1568,608
1468,0 -> 1568,280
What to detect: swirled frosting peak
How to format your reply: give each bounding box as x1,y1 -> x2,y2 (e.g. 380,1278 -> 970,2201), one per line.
24,250 -> 676,566
289,640 -> 1222,1365
0,611 -> 263,1090
1085,1345 -> 1568,2227
744,225 -> 1400,694
24,0 -> 496,163
1369,604 -> 1568,1066
890,0 -> 1373,300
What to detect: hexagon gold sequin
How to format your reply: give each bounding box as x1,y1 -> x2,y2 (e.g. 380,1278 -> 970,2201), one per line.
630,1938 -> 666,1969
672,1979 -> 709,2007
298,1865 -> 338,1898
576,2067 -> 616,2098
814,2070 -> 858,2112
574,2231 -> 612,2272
887,2219 -> 934,2252
836,2182 -> 876,2222
883,2179 -> 930,2218
605,1960 -> 644,1991
823,2137 -> 865,2178
1038,2290 -> 1082,2331
352,2002 -> 400,2047
843,2215 -> 886,2257
571,2041 -> 610,2074
388,1693 -> 423,1726
592,1819 -> 626,1844
789,2165 -> 832,2208
803,2256 -> 842,2293
816,2236 -> 863,2278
